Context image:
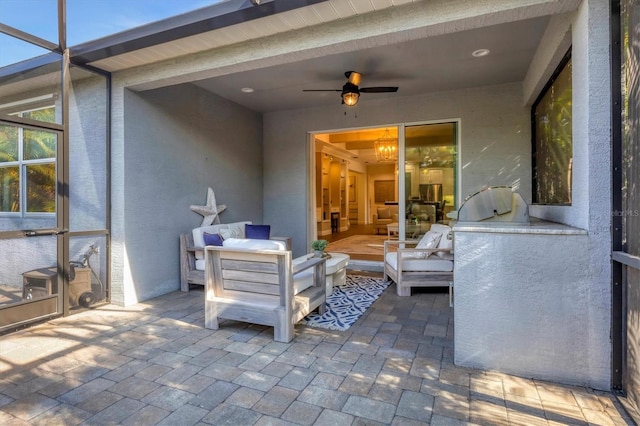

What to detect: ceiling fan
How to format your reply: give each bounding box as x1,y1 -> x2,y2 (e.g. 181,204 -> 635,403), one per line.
303,71 -> 398,106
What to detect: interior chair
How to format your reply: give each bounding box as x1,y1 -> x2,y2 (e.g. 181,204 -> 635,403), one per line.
373,205 -> 399,234
408,204 -> 436,224
436,199 -> 447,223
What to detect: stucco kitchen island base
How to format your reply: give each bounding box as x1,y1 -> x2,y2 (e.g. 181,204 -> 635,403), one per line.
452,219 -> 610,390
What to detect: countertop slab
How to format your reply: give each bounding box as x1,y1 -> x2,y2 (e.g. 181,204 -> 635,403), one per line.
451,218 -> 587,235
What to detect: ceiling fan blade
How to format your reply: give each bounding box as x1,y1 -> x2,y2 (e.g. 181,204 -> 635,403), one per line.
302,89 -> 342,92
360,86 -> 398,93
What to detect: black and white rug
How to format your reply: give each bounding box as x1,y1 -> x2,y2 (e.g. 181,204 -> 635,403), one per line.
302,275 -> 391,331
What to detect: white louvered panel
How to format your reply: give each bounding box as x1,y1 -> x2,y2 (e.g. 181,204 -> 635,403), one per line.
200,29 -> 237,48
188,35 -> 226,51
370,0 -> 396,10
233,23 -> 269,40
309,2 -> 342,22
274,10 -> 311,30
240,15 -> 283,38
216,25 -> 245,44
91,57 -> 131,72
250,15 -> 284,36
287,6 -> 324,26
348,0 -> 377,14
269,14 -> 300,32
391,0 -> 416,5
328,0 -> 358,18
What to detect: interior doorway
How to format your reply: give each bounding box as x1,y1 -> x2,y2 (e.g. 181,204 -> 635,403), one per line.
310,122 -> 458,262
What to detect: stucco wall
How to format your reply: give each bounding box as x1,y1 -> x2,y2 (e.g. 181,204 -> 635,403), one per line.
264,82 -> 531,256
454,0 -> 612,390
454,227 -> 608,389
116,84 -> 262,303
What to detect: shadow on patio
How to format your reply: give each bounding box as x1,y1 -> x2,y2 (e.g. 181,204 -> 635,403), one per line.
0,274 -> 633,425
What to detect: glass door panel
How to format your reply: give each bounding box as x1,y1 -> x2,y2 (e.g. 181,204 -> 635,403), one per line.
404,122 -> 457,239
68,235 -> 108,311
0,106 -> 63,331
0,234 -> 59,331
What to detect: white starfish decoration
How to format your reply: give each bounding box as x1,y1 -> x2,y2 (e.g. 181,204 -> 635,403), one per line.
190,187 -> 227,226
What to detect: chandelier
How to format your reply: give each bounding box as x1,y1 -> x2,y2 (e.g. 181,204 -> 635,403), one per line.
374,128 -> 397,162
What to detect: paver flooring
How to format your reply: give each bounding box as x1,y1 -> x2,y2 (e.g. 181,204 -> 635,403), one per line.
0,275 -> 634,425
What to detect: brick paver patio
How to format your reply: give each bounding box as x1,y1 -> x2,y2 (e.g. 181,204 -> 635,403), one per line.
0,274 -> 634,425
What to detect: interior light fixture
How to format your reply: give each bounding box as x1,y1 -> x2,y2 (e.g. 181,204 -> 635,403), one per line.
241,87 -> 254,93
374,128 -> 398,162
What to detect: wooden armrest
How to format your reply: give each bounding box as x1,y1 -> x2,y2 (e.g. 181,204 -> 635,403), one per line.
293,257 -> 325,275
384,239 -> 419,245
398,247 -> 452,254
384,239 -> 419,250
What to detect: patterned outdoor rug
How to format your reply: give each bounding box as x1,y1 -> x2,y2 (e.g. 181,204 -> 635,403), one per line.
302,274 -> 391,331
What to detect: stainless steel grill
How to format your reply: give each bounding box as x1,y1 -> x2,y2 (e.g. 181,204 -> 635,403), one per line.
456,186 -> 529,224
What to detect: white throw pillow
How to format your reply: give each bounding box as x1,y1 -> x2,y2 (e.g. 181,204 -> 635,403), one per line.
416,230 -> 442,250
219,222 -> 246,240
436,230 -> 453,258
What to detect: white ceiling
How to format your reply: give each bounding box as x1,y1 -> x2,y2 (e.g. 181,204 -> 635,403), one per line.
75,0 -> 567,114
191,16 -> 550,113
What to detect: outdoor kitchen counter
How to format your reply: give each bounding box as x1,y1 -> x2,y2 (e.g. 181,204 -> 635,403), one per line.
452,217 -> 587,235
453,217 -> 587,235
451,217 -> 609,389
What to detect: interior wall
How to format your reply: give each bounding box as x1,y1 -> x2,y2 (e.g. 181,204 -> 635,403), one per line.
117,84 -> 262,304
264,82 -> 531,256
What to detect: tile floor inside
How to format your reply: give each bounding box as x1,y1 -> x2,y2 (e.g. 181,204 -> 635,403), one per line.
0,275 -> 634,425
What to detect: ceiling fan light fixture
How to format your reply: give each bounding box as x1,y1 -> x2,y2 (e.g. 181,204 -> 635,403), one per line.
342,91 -> 359,106
341,82 -> 360,106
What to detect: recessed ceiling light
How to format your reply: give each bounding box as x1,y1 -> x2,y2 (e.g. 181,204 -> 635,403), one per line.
241,87 -> 254,93
472,49 -> 490,57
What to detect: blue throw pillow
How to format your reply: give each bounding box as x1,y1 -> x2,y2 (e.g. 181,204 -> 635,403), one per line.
203,232 -> 223,246
245,224 -> 270,240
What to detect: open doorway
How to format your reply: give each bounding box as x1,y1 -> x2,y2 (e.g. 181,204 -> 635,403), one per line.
310,123 -> 457,262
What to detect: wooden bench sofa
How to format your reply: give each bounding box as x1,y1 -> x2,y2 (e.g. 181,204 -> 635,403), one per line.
180,221 -> 290,292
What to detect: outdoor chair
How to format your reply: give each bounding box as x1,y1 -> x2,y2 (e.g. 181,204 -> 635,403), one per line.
383,223 -> 453,296
204,238 -> 326,342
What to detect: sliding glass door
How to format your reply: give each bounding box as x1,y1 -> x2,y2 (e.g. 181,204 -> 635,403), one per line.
403,122 -> 457,238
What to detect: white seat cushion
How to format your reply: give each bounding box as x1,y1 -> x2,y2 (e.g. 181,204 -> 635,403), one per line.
222,238 -> 287,251
385,252 -> 453,272
195,259 -> 205,271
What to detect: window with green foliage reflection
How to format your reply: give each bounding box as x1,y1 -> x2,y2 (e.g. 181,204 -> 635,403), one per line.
0,106 -> 56,214
533,52 -> 572,205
